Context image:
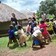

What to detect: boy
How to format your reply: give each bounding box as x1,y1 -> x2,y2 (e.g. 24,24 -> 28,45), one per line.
7,25 -> 17,47
32,23 -> 44,48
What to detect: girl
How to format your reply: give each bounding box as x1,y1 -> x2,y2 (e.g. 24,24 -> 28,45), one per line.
26,22 -> 31,35
17,25 -> 27,47
46,19 -> 54,35
39,20 -> 51,43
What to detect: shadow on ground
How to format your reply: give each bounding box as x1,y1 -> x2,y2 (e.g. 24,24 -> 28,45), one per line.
9,43 -> 19,49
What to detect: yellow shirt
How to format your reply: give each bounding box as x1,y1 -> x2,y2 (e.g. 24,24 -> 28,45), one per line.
46,22 -> 53,31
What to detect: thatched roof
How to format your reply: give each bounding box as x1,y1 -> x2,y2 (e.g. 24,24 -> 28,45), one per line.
0,3 -> 27,22
21,11 -> 34,19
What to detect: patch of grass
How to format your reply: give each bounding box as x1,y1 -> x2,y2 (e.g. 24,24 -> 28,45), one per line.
0,37 -> 32,52
0,35 -> 56,53
52,35 -> 56,45
0,37 -> 8,48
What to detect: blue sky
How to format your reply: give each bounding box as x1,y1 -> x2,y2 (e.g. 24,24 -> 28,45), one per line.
1,0 -> 45,12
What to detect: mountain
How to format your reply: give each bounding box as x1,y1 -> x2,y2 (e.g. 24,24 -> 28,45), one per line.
0,3 -> 26,22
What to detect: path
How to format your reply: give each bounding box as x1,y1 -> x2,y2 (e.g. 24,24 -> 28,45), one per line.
0,43 -> 56,56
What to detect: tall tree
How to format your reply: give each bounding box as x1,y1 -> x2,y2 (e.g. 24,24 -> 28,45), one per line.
39,0 -> 56,17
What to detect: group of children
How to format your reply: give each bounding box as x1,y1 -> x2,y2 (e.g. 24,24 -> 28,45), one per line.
26,18 -> 56,48
8,13 -> 27,47
8,13 -> 56,48
8,22 -> 27,47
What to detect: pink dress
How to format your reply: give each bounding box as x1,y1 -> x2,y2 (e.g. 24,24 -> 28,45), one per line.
39,23 -> 49,39
26,25 -> 31,33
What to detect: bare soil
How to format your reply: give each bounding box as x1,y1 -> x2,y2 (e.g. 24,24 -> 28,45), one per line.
0,43 -> 56,56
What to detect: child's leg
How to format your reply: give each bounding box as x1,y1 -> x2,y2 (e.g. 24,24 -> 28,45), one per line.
7,38 -> 12,47
32,36 -> 36,47
20,43 -> 23,47
13,37 -> 18,43
38,39 -> 44,48
24,42 -> 27,46
13,37 -> 19,46
48,34 -> 52,42
32,40 -> 35,48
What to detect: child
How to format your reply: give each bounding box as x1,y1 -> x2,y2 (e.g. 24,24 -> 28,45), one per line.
53,18 -> 56,34
11,13 -> 17,25
7,25 -> 17,47
33,22 -> 40,32
12,22 -> 18,32
26,22 -> 31,35
39,20 -> 51,43
17,25 -> 27,47
32,23 -> 44,48
31,19 -> 36,34
46,19 -> 54,35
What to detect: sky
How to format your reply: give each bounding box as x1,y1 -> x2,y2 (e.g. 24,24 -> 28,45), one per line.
0,0 -> 45,12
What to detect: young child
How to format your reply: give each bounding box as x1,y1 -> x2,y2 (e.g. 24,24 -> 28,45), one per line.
17,25 -> 27,47
32,22 -> 44,48
31,19 -> 36,34
7,25 -> 17,47
53,18 -> 56,34
12,22 -> 18,32
39,20 -> 51,43
26,22 -> 31,35
46,19 -> 54,35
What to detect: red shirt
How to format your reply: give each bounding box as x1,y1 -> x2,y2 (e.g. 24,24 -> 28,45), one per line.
39,23 -> 48,35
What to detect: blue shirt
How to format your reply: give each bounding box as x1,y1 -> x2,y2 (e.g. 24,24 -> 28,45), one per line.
8,30 -> 15,39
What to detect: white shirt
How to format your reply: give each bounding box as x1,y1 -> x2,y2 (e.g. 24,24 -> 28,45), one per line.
54,21 -> 56,24
33,26 -> 40,32
32,29 -> 41,37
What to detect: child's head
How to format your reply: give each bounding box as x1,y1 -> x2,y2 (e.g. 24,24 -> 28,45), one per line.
40,20 -> 44,24
9,25 -> 13,30
29,17 -> 32,20
46,19 -> 49,22
34,22 -> 37,27
40,28 -> 44,32
12,13 -> 15,18
28,22 -> 31,26
50,19 -> 53,22
18,25 -> 22,30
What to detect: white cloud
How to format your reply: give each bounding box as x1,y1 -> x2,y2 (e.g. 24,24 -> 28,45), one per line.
3,0 -> 45,12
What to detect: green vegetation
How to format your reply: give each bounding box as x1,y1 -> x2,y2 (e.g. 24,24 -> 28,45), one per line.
37,0 -> 56,18
0,37 -> 32,52
0,35 -> 56,52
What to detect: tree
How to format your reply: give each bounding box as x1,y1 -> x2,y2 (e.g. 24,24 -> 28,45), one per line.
38,0 -> 56,18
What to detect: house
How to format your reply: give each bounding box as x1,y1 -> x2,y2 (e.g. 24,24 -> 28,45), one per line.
0,3 -> 28,34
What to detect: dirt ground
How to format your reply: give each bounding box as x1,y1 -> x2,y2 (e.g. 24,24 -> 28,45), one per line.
0,43 -> 56,56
